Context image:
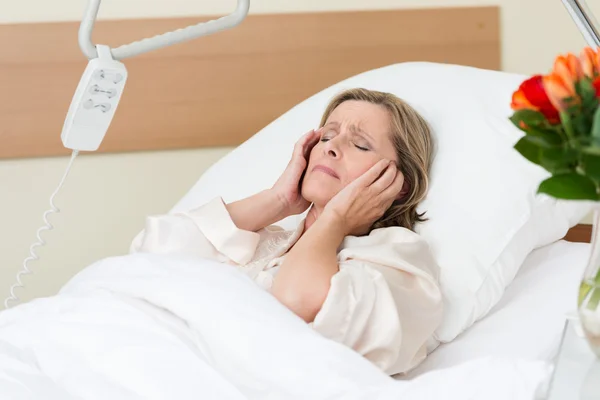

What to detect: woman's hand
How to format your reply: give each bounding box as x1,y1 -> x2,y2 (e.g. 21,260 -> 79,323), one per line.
323,159 -> 404,236
271,129 -> 320,217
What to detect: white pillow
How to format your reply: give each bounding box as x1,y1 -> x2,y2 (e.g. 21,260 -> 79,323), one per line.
404,240 -> 590,378
171,62 -> 592,343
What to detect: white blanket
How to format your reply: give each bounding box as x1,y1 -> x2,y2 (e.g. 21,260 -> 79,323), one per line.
0,254 -> 552,399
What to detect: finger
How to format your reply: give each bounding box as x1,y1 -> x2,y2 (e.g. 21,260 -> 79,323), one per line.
296,130 -> 313,148
288,130 -> 317,176
286,156 -> 307,186
303,129 -> 321,158
354,159 -> 393,188
295,129 -> 317,157
380,168 -> 405,202
293,130 -> 314,159
370,162 -> 397,194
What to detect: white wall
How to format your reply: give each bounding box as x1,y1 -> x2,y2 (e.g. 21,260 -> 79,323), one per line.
1,0 -> 598,305
0,148 -> 231,304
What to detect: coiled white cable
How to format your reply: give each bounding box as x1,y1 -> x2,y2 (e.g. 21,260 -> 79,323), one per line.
3,150 -> 79,309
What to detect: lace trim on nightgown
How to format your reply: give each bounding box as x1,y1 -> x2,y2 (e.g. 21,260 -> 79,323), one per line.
242,231 -> 293,279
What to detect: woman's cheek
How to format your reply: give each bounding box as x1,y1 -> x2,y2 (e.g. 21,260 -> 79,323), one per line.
348,164 -> 373,182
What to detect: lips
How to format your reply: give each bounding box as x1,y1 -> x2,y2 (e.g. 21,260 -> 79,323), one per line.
313,165 -> 339,179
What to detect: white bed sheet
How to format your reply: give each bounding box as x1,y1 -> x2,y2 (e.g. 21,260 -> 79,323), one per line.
404,239 -> 590,379
0,253 -> 552,399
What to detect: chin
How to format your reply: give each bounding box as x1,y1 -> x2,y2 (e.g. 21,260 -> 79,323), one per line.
301,179 -> 337,207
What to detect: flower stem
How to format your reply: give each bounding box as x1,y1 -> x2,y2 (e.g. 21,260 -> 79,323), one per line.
561,111 -> 577,147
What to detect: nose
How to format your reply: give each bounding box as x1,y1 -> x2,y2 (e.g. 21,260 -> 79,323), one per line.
322,137 -> 341,159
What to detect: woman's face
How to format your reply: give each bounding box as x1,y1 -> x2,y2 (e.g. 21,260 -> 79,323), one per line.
302,100 -> 400,207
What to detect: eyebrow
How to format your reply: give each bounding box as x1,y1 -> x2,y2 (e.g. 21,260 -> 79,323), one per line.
324,121 -> 375,142
349,124 -> 375,142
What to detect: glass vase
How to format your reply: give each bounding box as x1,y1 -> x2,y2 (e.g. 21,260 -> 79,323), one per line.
579,207 -> 600,358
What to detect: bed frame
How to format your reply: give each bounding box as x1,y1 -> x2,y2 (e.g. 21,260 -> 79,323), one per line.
564,224 -> 592,243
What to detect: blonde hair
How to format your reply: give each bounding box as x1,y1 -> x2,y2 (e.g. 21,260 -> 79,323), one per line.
319,88 -> 434,231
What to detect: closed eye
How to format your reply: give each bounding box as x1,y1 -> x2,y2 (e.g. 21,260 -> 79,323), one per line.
355,144 -> 369,151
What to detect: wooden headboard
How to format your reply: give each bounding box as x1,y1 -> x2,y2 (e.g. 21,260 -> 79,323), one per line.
0,6 -> 500,159
565,224 -> 593,243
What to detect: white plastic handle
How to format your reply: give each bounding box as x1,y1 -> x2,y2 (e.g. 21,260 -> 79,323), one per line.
78,0 -> 250,60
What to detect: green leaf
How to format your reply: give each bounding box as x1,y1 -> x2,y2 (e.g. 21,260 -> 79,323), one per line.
581,152 -> 600,181
586,97 -> 600,112
566,103 -> 579,114
537,173 -> 599,200
578,78 -> 597,103
523,127 -> 563,147
560,111 -> 576,141
539,147 -> 578,174
509,109 -> 549,130
573,112 -> 592,137
582,145 -> 600,156
578,78 -> 600,112
514,136 -> 543,166
592,106 -> 600,139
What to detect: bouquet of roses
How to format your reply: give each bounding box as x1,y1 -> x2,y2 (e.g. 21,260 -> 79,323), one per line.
511,47 -> 600,200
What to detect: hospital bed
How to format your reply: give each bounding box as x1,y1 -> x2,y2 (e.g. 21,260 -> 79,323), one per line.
0,2 -> 599,399
166,58 -> 594,382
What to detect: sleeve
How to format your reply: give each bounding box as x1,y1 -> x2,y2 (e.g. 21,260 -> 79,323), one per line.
311,228 -> 443,376
129,197 -> 261,265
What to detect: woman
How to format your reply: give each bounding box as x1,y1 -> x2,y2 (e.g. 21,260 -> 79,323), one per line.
131,88 -> 443,376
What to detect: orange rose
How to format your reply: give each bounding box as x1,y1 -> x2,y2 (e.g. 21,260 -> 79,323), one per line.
580,47 -> 600,78
511,75 -> 560,123
543,74 -> 576,112
543,53 -> 582,112
554,53 -> 582,89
